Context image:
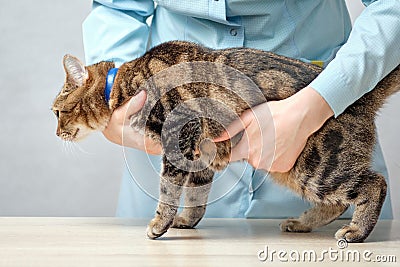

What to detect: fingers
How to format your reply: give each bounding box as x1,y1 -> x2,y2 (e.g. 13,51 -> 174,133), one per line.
213,109 -> 254,142
116,125 -> 162,155
143,138 -> 163,155
229,132 -> 249,162
102,90 -> 147,146
122,90 -> 147,122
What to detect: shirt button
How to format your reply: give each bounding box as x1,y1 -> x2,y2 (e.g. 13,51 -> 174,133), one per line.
230,28 -> 238,36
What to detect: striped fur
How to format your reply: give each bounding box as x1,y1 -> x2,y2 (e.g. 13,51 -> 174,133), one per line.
53,41 -> 400,242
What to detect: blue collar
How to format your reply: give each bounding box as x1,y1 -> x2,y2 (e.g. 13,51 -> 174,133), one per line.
104,68 -> 118,103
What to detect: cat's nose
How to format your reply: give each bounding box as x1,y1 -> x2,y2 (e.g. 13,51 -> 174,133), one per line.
56,127 -> 61,137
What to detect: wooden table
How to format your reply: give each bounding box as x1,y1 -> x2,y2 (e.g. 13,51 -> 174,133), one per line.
0,218 -> 398,266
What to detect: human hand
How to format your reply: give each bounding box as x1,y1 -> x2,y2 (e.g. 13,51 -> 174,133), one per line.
102,90 -> 162,155
214,87 -> 334,173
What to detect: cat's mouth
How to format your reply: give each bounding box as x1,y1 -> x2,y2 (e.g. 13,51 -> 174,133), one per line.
60,128 -> 79,141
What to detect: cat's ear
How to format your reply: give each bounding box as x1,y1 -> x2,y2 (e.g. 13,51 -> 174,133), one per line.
63,54 -> 88,87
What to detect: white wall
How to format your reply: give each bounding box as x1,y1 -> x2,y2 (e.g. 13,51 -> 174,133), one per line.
0,1 -> 122,216
0,1 -> 398,218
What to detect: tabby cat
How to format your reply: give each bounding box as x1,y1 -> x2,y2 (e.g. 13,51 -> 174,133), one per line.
53,41 -> 399,242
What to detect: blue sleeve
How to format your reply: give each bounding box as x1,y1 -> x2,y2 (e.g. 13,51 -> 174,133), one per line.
309,0 -> 400,117
82,0 -> 154,66
154,0 -> 227,24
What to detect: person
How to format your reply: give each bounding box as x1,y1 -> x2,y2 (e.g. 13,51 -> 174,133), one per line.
82,0 -> 398,218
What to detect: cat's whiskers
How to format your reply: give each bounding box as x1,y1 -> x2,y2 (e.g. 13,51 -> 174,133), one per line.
61,138 -> 94,157
62,140 -> 76,157
72,142 -> 95,156
62,140 -> 68,154
63,140 -> 70,154
69,141 -> 81,159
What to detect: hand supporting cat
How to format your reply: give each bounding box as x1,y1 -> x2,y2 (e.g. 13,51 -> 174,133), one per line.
102,90 -> 162,154
214,87 -> 334,172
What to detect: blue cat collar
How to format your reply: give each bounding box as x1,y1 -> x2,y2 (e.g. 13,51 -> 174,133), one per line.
104,68 -> 118,103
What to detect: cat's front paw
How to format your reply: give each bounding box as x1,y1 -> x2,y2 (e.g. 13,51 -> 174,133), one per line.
280,219 -> 312,233
335,224 -> 367,243
171,216 -> 192,229
171,215 -> 201,229
146,218 -> 169,239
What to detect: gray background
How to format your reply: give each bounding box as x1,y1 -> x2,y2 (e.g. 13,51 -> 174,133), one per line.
0,1 -> 398,218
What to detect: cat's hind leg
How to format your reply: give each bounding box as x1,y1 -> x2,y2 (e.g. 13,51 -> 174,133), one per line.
172,168 -> 214,229
280,203 -> 348,233
335,171 -> 386,242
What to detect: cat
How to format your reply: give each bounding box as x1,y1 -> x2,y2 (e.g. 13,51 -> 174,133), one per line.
53,41 -> 399,242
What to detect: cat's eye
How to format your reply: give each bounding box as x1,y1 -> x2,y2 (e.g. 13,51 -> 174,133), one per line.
53,110 -> 60,118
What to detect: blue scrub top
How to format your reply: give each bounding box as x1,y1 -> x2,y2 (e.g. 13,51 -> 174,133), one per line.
82,0 -> 399,218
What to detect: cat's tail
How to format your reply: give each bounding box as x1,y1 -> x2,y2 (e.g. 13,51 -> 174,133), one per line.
380,65 -> 400,98
362,65 -> 400,113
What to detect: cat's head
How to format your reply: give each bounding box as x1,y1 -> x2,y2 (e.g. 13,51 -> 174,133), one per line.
52,55 -> 112,141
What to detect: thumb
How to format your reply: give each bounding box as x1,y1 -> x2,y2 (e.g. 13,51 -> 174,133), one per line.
213,109 -> 254,142
123,90 -> 147,121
